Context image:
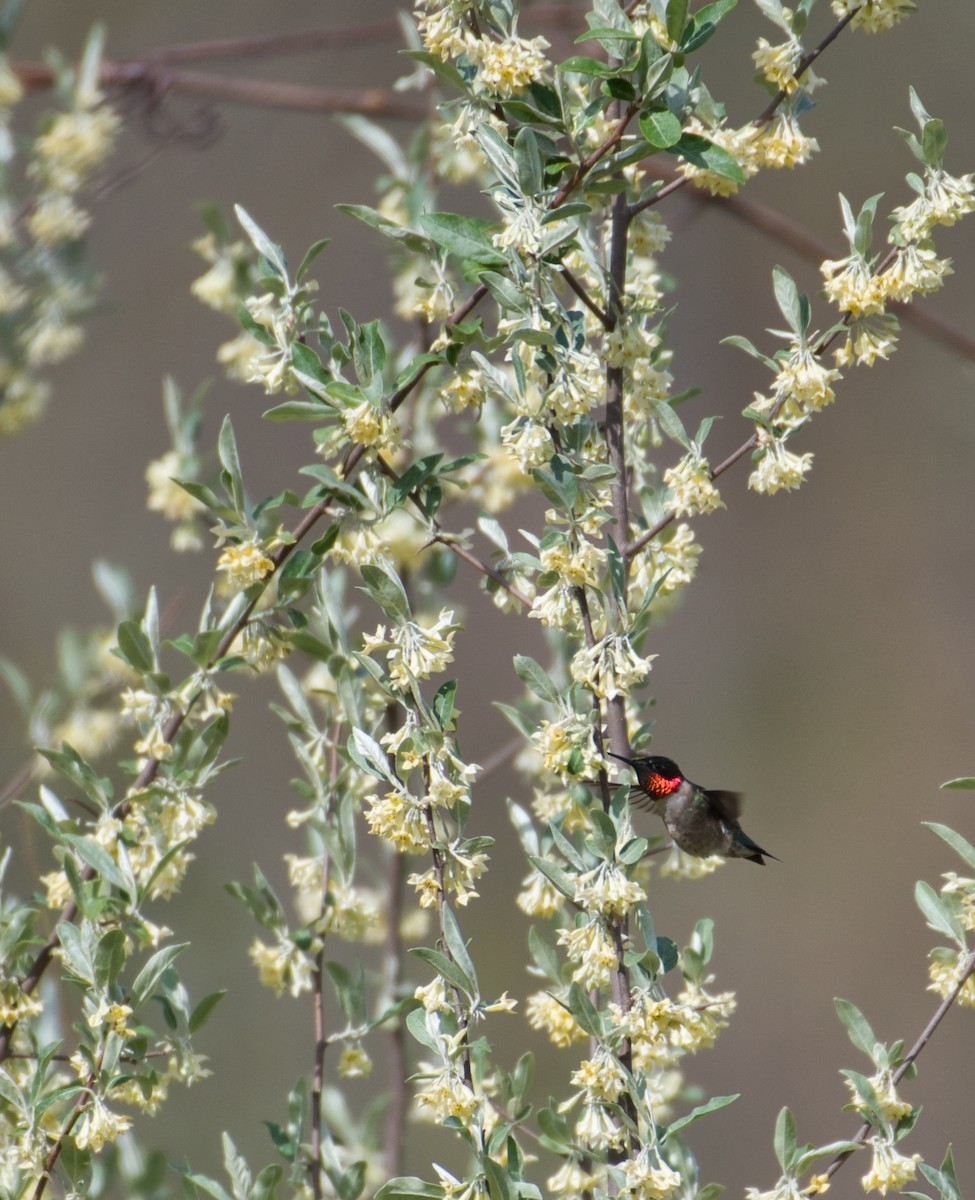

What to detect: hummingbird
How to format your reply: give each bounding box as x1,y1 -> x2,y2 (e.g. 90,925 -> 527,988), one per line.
607,752 -> 778,865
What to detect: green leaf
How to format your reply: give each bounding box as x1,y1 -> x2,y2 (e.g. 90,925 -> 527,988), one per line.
666,1094 -> 739,1138
93,927 -> 126,990
334,204 -> 432,255
131,943 -> 188,1008
941,777 -> 975,790
235,204 -> 288,281
774,1106 -> 798,1174
528,855 -> 576,901
296,237 -> 330,283
189,990 -> 228,1034
353,320 -> 386,384
683,0 -> 739,51
374,1179 -> 442,1200
359,563 -> 410,622
419,212 -> 506,267
666,0 -> 690,43
442,905 -> 478,994
410,946 -> 474,998
639,109 -> 682,149
920,118 -> 947,168
62,832 -> 129,893
833,997 -> 879,1061
348,728 -> 394,782
116,620 -> 155,675
772,265 -> 804,337
565,981 -> 602,1038
175,1167 -> 235,1200
217,415 -> 245,515
433,680 -> 457,731
528,925 -> 562,982
669,134 -> 746,184
915,880 -> 965,945
513,654 -> 559,704
923,822 -> 975,872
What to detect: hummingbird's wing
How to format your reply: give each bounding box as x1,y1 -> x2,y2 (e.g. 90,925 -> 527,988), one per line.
702,788 -> 743,822
626,784 -> 659,813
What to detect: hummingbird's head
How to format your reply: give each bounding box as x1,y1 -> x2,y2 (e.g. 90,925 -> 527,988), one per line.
608,753 -> 685,796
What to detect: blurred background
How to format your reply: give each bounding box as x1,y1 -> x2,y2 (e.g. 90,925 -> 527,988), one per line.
1,1 -> 974,1195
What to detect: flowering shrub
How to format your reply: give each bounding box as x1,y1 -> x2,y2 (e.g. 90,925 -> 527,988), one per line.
0,5 -> 973,1200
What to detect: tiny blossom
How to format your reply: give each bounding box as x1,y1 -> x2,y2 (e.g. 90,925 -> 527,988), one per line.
833,319 -> 898,368
415,978 -> 453,1017
517,866 -> 564,918
744,1179 -> 805,1200
877,243 -> 952,303
675,980 -> 736,1049
21,314 -> 85,365
365,789 -> 432,855
539,538 -> 604,588
941,872 -> 975,931
33,105 -> 120,187
469,33 -> 549,98
501,417 -> 554,471
927,948 -> 975,1009
27,191 -> 91,244
891,169 -> 975,241
415,1066 -> 480,1123
832,0 -> 916,33
752,36 -> 803,92
631,523 -> 701,603
443,367 -> 485,412
748,433 -> 813,495
570,1048 -> 625,1102
414,0 -> 469,61
337,1043 -> 373,1079
409,842 -> 488,908
217,539 -> 275,590
341,400 -> 400,454
575,1100 -> 625,1151
249,932 -> 316,998
146,450 -> 204,523
622,1150 -> 682,1200
844,1070 -> 912,1122
574,862 -> 646,917
821,252 -> 888,317
493,191 -> 545,257
570,634 -> 655,700
658,842 -> 723,880
530,786 -> 592,833
532,711 -> 603,783
526,990 -> 586,1047
774,345 -> 840,412
73,1095 -> 132,1153
546,1160 -> 599,1200
663,454 -> 723,517
0,980 -> 43,1025
861,1138 -> 921,1194
0,55 -> 24,107
747,115 -> 818,171
362,608 -> 458,688
557,919 -> 619,990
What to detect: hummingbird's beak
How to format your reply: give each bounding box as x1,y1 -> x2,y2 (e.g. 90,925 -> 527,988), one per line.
606,751 -> 635,765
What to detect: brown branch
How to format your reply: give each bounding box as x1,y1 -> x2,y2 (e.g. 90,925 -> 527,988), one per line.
13,60 -> 426,118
